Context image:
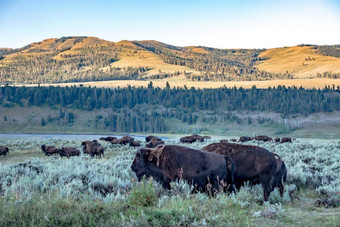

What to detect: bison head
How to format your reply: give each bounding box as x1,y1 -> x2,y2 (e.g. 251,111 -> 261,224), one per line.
41,144 -> 46,152
131,148 -> 152,181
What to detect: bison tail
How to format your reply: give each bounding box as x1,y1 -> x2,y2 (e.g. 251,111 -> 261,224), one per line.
273,153 -> 281,160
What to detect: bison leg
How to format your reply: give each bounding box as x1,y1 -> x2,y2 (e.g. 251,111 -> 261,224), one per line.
278,183 -> 284,197
260,174 -> 274,202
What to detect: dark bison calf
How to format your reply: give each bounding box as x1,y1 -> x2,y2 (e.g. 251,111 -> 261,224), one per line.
131,145 -> 235,195
0,146 -> 9,156
239,136 -> 252,142
59,147 -> 80,158
41,144 -> 60,156
202,142 -> 278,201
281,137 -> 292,143
81,140 -> 104,157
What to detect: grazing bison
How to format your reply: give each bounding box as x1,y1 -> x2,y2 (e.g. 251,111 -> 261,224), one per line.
81,140 -> 104,157
131,145 -> 235,195
59,147 -> 80,158
220,139 -> 228,143
239,136 -> 252,142
118,136 -> 134,145
129,141 -> 141,147
229,138 -> 237,142
99,136 -> 117,142
202,142 -> 278,201
146,138 -> 165,148
281,137 -> 292,143
41,145 -> 60,156
274,137 -> 281,143
110,138 -> 120,144
0,146 -> 9,156
180,134 -> 205,143
145,135 -> 162,142
254,135 -> 272,142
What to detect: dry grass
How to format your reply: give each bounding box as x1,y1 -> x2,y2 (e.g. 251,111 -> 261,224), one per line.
29,78 -> 340,89
257,46 -> 340,78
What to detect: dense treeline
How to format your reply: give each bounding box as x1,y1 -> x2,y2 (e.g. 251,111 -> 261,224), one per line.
1,84 -> 339,115
313,45 -> 340,58
1,85 -> 339,133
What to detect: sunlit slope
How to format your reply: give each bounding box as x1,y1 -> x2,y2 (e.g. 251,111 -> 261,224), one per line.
256,46 -> 340,78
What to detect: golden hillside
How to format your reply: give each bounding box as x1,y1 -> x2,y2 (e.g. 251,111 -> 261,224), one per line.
256,45 -> 340,78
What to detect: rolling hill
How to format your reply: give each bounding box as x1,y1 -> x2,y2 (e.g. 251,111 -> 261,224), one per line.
0,37 -> 339,84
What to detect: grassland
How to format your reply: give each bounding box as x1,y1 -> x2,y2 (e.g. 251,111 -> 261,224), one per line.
256,46 -> 340,78
29,78 -> 340,89
0,137 -> 339,226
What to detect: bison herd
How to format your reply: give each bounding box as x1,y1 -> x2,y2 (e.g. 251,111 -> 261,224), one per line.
1,134 -> 290,202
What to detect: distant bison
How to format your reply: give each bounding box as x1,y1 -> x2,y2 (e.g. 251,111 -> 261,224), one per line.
180,134 -> 205,143
129,141 -> 141,147
0,146 -> 9,156
131,145 -> 235,195
81,140 -> 104,157
41,145 -> 60,156
99,136 -> 117,142
202,142 -> 278,201
280,137 -> 292,143
229,138 -> 237,142
110,138 -> 120,144
146,138 -> 165,148
239,136 -> 252,142
220,139 -> 228,143
274,137 -> 281,143
118,136 -> 135,145
145,135 -> 162,142
254,135 -> 272,142
203,136 -> 211,140
59,147 -> 80,158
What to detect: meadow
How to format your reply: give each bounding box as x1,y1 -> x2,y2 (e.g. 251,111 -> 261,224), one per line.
0,136 -> 339,226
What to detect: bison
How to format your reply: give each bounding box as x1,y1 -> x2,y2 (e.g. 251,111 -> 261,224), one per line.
239,136 -> 252,142
272,156 -> 287,197
145,135 -> 162,142
41,145 -> 60,156
202,142 -> 278,201
81,140 -> 104,157
99,136 -> 117,142
59,147 -> 80,158
131,145 -> 235,195
179,134 -> 205,143
118,136 -> 134,145
110,138 -> 120,144
0,146 -> 9,156
129,141 -> 141,147
146,138 -> 165,148
220,139 -> 228,143
254,135 -> 272,142
274,137 -> 281,143
229,138 -> 237,142
280,137 -> 292,143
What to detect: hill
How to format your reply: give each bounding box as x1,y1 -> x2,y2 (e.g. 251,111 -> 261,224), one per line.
0,37 -> 339,84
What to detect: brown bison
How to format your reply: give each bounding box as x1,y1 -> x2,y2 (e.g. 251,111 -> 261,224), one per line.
59,147 -> 80,158
145,135 -> 162,142
110,138 -> 120,144
202,142 -> 278,201
99,136 -> 117,142
131,145 -> 235,195
118,136 -> 135,145
280,137 -> 292,143
179,134 -> 204,143
146,138 -> 165,148
41,145 -> 60,156
220,139 -> 228,143
129,141 -> 141,147
0,146 -> 9,156
274,137 -> 281,143
239,136 -> 252,142
81,140 -> 104,157
254,135 -> 272,142
229,138 -> 237,142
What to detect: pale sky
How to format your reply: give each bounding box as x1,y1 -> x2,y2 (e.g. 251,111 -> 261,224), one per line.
0,0 -> 339,49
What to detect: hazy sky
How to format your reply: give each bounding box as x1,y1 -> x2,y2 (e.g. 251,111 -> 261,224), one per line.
0,0 -> 339,49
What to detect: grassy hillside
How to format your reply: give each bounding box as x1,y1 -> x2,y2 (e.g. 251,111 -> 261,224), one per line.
256,45 -> 340,78
1,37 -> 339,84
